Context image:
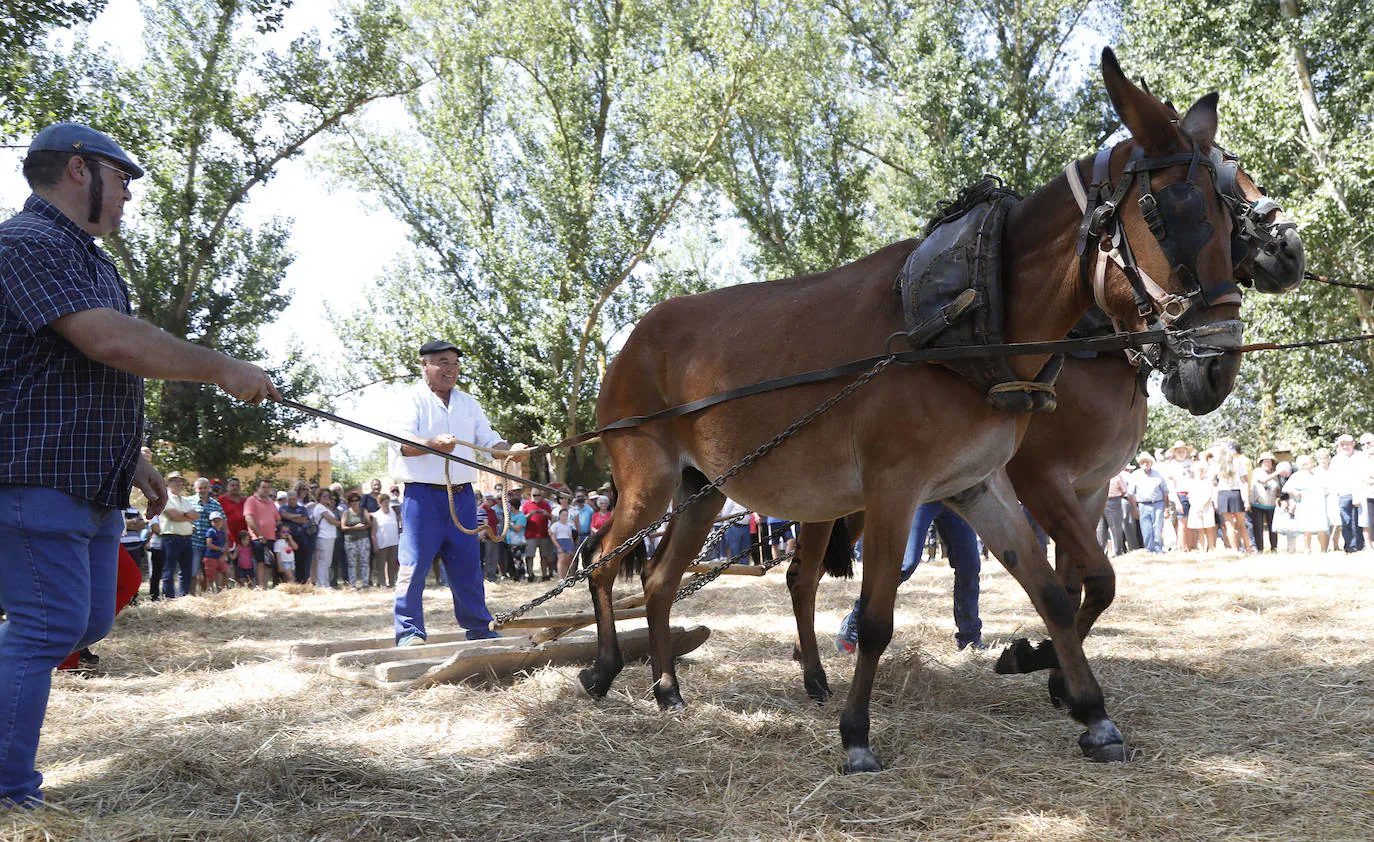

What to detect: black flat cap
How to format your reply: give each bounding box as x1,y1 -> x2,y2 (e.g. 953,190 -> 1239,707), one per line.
418,339 -> 462,356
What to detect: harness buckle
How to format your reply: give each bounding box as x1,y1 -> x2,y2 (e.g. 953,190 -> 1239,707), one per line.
1138,193 -> 1166,238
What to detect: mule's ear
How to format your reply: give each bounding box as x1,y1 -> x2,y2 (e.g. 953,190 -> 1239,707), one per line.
1180,92 -> 1219,148
1102,47 -> 1178,154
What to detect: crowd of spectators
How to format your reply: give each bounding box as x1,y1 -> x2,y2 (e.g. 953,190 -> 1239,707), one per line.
121,474 -> 404,598
1105,433 -> 1374,556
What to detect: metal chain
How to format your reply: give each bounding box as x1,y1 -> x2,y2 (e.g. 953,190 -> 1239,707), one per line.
675,534 -> 796,601
490,356 -> 893,627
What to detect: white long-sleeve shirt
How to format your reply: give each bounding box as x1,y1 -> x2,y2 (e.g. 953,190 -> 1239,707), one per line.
387,382 -> 506,485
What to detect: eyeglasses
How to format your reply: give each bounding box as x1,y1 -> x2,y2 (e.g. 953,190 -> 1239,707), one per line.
425,360 -> 460,371
92,159 -> 132,190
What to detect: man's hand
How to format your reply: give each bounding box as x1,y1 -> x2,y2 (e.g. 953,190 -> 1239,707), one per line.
429,434 -> 458,453
503,443 -> 534,462
134,459 -> 168,518
219,359 -> 281,405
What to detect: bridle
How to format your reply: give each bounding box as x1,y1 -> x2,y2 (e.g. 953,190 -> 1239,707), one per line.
1066,141 -> 1245,370
1211,144 -> 1298,281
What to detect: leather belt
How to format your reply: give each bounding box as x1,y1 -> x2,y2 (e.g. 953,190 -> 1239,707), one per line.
406,481 -> 472,493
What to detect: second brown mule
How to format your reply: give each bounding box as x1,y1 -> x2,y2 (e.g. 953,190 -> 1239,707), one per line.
579,49 -> 1245,773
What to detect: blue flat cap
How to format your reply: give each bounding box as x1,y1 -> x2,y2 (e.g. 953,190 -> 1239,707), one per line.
28,122 -> 144,179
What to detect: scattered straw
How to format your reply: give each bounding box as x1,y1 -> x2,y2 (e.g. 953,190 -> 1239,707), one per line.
4,551 -> 1372,841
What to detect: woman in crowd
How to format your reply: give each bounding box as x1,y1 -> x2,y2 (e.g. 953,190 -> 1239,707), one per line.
1286,455 -> 1330,553
340,492 -> 372,587
591,495 -> 613,531
310,489 -> 342,588
1250,452 -> 1281,552
1184,462 -> 1217,553
372,493 -> 401,588
1213,445 -> 1252,552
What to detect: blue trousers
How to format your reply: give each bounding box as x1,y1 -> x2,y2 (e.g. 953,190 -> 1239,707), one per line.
1339,495 -> 1364,551
0,485 -> 122,806
160,534 -> 194,598
851,502 -> 982,647
724,524 -> 752,563
1138,500 -> 1166,553
393,483 -> 496,642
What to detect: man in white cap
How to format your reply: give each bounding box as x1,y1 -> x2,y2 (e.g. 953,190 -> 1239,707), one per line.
1127,452 -> 1169,553
389,339 -> 529,646
1329,434 -> 1367,552
0,122 -> 278,807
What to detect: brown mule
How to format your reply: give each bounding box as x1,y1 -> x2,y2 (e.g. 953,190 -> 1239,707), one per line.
787,155 -> 1306,714
579,49 -> 1244,773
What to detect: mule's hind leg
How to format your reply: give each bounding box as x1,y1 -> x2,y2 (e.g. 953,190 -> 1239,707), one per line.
946,471 -> 1126,762
838,497 -> 919,773
579,436 -> 679,699
640,469 -> 724,710
789,521 -> 835,703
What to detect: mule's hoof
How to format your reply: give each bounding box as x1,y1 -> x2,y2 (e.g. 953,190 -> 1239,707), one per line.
654,686 -> 685,712
803,672 -> 832,704
842,747 -> 883,774
1078,720 -> 1126,763
994,638 -> 1059,675
578,667 -> 609,698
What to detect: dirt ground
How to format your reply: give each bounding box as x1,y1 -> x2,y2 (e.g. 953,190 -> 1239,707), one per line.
5,548 -> 1372,841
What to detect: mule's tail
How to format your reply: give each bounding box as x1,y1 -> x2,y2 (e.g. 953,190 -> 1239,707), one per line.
821,516 -> 855,579
577,477 -> 648,580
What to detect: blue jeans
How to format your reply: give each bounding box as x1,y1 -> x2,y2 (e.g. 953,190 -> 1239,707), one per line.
0,485 -> 122,806
1138,501 -> 1166,553
724,524 -> 752,563
848,502 -> 982,647
1338,495 -> 1364,552
160,534 -> 194,598
393,484 -> 496,642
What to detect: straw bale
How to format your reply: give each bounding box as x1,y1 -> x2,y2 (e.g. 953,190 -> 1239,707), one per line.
4,551 -> 1372,841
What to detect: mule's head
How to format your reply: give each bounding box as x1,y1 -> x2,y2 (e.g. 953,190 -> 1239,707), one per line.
1218,154 -> 1305,294
1098,48 -> 1243,415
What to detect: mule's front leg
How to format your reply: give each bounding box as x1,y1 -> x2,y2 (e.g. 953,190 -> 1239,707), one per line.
948,473 -> 1126,762
790,521 -> 836,704
579,559 -> 624,698
838,505 -> 912,773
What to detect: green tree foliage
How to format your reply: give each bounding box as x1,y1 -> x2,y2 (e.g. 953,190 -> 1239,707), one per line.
8,0 -> 422,476
0,0 -> 107,134
1121,0 -> 1374,454
330,0 -> 796,484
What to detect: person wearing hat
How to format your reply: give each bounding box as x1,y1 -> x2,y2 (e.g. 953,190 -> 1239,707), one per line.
1127,452 -> 1169,553
158,472 -> 199,598
388,340 -> 530,645
1250,452 -> 1281,552
0,122 -> 280,807
203,513 -> 230,592
1329,434 -> 1367,553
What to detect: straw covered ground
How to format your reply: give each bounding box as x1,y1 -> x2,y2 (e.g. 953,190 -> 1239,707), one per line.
6,548 -> 1373,841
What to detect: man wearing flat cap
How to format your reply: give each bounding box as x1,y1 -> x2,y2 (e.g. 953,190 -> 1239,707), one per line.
389,339 -> 529,646
0,122 -> 278,807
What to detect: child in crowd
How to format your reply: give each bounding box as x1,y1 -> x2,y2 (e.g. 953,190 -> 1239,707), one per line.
274,525 -> 298,584
551,507 -> 576,579
203,514 -> 228,593
235,530 -> 255,586
505,493 -> 528,581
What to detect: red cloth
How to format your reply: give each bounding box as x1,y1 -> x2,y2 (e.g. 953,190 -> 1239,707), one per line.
217,493 -> 247,540
58,544 -> 142,671
521,499 -> 553,538
591,510 -> 612,531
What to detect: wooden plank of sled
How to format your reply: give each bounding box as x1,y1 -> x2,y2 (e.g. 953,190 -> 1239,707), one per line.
404,624 -> 711,690
529,592 -> 650,645
684,563 -> 767,576
496,606 -> 648,629
291,630 -> 469,661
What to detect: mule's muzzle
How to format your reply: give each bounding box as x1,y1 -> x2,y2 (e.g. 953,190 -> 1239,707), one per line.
1159,320 -> 1243,416
1250,224 -> 1305,294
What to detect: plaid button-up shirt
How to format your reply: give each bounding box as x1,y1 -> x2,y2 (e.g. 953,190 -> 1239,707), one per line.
0,195 -> 145,509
